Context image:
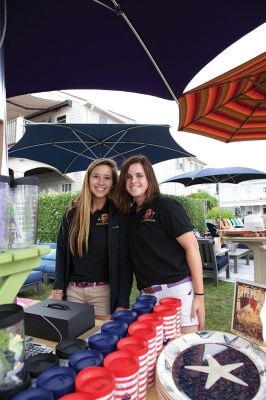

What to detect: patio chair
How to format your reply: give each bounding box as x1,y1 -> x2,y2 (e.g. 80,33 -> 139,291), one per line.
19,270 -> 43,295
197,238 -> 230,285
34,242 -> 56,284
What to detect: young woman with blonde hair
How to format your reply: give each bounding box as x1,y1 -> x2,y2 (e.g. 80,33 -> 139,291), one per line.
50,158 -> 131,319
116,155 -> 205,333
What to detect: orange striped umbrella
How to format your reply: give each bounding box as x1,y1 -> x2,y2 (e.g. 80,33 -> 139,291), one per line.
178,52 -> 266,142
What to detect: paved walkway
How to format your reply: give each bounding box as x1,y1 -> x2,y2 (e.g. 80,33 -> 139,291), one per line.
219,257 -> 254,283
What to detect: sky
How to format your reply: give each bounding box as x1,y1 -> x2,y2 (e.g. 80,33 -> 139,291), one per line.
34,23 -> 266,172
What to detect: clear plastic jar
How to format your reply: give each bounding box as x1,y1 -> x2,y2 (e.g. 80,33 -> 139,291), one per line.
0,175 -> 10,251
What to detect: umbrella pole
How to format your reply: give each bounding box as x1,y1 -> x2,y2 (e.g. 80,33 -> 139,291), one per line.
217,182 -> 222,230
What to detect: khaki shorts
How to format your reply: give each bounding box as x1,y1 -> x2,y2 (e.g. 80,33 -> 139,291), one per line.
66,283 -> 111,318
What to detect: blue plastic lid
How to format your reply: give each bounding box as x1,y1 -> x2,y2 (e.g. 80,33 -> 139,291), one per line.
101,320 -> 128,338
37,366 -> 76,399
112,309 -> 138,324
88,332 -> 119,351
131,301 -> 154,315
68,349 -> 104,373
12,387 -> 53,400
136,294 -> 157,305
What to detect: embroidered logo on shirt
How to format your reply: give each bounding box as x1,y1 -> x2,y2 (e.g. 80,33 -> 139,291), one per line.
96,213 -> 109,225
141,208 -> 156,222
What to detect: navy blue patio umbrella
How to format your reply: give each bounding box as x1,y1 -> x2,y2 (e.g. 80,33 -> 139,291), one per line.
3,1 -> 265,100
162,167 -> 266,226
8,123 -> 194,174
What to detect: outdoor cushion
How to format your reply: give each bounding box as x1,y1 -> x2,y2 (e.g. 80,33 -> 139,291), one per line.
24,270 -> 42,284
39,259 -> 56,273
39,242 -> 57,249
41,249 -> 56,261
216,254 -> 229,271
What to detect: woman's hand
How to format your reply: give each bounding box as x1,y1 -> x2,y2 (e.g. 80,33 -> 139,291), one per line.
48,289 -> 63,301
191,294 -> 205,331
114,306 -> 128,311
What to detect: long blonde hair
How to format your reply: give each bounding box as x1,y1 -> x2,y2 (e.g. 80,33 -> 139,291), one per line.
69,158 -> 118,257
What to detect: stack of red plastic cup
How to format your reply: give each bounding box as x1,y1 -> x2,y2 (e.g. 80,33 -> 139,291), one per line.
153,304 -> 177,344
128,321 -> 157,388
104,350 -> 139,400
138,313 -> 164,355
75,366 -> 115,400
117,336 -> 148,400
160,297 -> 182,337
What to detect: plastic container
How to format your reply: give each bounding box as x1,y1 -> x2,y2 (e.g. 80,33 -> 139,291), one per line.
25,353 -> 59,387
131,301 -> 154,315
55,339 -> 88,366
104,351 -> 139,400
88,332 -> 119,357
138,312 -> 164,354
11,387 -> 54,400
101,320 -> 128,339
58,393 -> 95,400
0,304 -> 30,399
128,321 -> 157,387
136,294 -> 157,305
117,337 -> 148,400
68,349 -> 104,373
37,366 -> 76,400
9,177 -> 39,248
159,297 -> 182,336
154,304 -> 177,343
0,175 -> 10,251
75,366 -> 115,400
111,309 -> 138,325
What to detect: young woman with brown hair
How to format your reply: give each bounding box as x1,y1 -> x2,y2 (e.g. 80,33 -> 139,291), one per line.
116,155 -> 205,333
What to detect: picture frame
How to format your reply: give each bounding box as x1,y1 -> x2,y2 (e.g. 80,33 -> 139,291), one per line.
231,279 -> 266,346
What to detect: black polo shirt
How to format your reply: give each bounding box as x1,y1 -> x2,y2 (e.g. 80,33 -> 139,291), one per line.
70,201 -> 109,282
128,196 -> 193,290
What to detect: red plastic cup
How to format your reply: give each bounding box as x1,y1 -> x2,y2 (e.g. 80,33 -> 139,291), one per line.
117,337 -> 148,400
104,350 -> 139,400
153,304 -> 177,344
59,394 -> 93,400
75,366 -> 115,400
138,313 -> 164,354
160,297 -> 182,335
128,321 -> 157,387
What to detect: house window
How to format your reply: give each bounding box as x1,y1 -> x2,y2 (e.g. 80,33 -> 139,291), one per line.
57,115 -> 67,123
62,183 -> 72,192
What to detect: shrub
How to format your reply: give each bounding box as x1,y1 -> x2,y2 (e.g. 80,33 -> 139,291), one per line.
164,194 -> 206,234
38,191 -> 207,241
38,192 -> 78,242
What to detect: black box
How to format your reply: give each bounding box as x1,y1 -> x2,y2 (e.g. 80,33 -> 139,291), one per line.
24,300 -> 95,342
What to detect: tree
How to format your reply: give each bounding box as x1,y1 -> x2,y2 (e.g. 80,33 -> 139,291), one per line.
187,192 -> 218,211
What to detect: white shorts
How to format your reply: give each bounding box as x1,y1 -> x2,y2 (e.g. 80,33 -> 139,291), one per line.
141,279 -> 199,327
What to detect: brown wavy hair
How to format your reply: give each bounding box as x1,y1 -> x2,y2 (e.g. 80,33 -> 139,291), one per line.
115,155 -> 160,213
69,158 -> 118,257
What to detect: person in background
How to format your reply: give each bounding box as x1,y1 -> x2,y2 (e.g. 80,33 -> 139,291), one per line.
49,158 -> 131,319
115,155 -> 205,333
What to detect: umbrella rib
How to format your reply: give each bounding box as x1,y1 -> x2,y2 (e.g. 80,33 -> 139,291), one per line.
183,76 -> 265,128
227,101 -> 261,143
53,143 -> 99,159
104,0 -> 179,103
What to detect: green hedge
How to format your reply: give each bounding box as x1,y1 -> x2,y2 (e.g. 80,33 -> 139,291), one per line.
164,194 -> 206,234
38,192 -> 207,242
38,192 -> 79,242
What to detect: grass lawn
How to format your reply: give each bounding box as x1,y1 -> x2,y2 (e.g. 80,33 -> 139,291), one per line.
22,278 -> 235,333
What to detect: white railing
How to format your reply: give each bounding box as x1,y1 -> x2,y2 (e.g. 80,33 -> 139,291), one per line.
7,117 -> 26,146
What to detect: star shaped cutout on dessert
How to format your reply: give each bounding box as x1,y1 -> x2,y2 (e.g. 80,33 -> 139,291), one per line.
185,354 -> 248,389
